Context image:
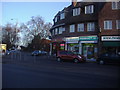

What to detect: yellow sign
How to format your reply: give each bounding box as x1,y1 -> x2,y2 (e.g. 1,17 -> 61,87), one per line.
0,44 -> 7,51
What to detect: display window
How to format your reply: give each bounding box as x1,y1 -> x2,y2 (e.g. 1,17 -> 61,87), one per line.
82,43 -> 97,60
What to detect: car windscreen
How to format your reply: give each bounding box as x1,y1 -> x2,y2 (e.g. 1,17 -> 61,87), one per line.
59,51 -> 67,55
67,51 -> 74,55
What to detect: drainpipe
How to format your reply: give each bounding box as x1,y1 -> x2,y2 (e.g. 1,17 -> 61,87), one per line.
65,42 -> 67,50
79,41 -> 82,54
49,43 -> 52,56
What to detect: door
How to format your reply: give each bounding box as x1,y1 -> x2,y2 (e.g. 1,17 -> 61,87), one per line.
66,51 -> 74,60
83,44 -> 95,60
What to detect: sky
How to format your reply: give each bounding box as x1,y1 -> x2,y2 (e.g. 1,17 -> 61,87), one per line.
1,1 -> 71,26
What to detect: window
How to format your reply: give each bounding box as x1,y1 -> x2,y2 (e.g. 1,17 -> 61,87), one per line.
52,29 -> 54,35
116,20 -> 120,29
77,23 -> 84,32
62,27 -> 65,32
60,51 -> 67,55
55,17 -> 57,22
73,8 -> 80,16
58,27 -> 65,34
67,51 -> 74,55
70,25 -> 75,32
60,13 -> 65,20
87,22 -> 95,31
59,27 -> 63,34
58,27 -> 62,34
104,20 -> 112,30
55,28 -> 58,35
85,5 -> 94,14
112,2 -> 120,10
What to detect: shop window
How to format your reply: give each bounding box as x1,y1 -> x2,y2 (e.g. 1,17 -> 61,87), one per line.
104,20 -> 112,30
60,44 -> 65,50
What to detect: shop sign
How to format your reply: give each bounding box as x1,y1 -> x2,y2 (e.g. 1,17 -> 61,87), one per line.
101,36 -> 120,41
79,36 -> 98,41
65,37 -> 79,43
60,44 -> 65,46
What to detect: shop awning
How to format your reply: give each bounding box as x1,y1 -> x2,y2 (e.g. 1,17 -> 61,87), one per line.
102,42 -> 120,47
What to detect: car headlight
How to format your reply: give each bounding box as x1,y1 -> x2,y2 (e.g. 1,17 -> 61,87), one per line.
78,55 -> 82,58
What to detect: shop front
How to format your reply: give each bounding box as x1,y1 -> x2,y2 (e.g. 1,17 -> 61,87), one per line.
101,36 -> 120,54
79,36 -> 98,61
65,37 -> 79,54
50,38 -> 65,55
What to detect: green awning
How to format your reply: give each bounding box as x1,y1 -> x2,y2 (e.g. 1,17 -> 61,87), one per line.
102,42 -> 120,47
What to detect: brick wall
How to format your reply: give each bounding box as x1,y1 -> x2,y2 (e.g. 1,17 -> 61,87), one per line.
99,2 -> 120,35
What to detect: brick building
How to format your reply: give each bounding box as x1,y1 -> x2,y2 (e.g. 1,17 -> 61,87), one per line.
50,1 -> 120,61
98,2 -> 120,54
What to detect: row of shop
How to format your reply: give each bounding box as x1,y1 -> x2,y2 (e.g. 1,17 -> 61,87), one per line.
50,35 -> 120,61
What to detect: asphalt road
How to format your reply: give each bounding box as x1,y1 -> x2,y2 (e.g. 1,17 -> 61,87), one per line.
2,52 -> 120,88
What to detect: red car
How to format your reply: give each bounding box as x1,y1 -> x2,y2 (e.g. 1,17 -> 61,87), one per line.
56,51 -> 86,63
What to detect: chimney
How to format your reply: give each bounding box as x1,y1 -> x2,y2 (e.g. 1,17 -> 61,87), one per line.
72,0 -> 77,7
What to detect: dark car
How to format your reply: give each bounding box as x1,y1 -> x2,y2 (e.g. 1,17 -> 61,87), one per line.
41,51 -> 48,55
97,52 -> 120,65
31,50 -> 41,56
32,50 -> 47,56
56,51 -> 86,63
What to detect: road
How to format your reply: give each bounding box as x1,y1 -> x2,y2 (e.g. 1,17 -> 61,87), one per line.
2,52 -> 120,88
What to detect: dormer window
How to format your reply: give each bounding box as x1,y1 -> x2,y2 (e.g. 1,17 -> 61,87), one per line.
55,17 -> 58,23
112,2 -> 120,10
60,12 -> 65,20
85,5 -> 94,14
73,8 -> 80,16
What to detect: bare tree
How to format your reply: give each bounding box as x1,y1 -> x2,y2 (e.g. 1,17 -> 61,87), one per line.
21,16 -> 52,50
2,23 -> 19,49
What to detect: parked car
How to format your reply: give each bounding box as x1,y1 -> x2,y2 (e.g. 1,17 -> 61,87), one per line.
31,50 -> 48,56
5,50 -> 11,55
31,50 -> 41,56
1,49 -> 5,56
6,49 -> 20,55
41,51 -> 48,55
56,51 -> 86,63
97,52 -> 120,65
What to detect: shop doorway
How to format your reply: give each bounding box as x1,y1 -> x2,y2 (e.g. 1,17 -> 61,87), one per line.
82,43 -> 97,61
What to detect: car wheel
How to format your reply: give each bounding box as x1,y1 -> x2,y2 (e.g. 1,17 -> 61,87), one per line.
99,60 -> 104,65
74,59 -> 79,63
57,57 -> 61,62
